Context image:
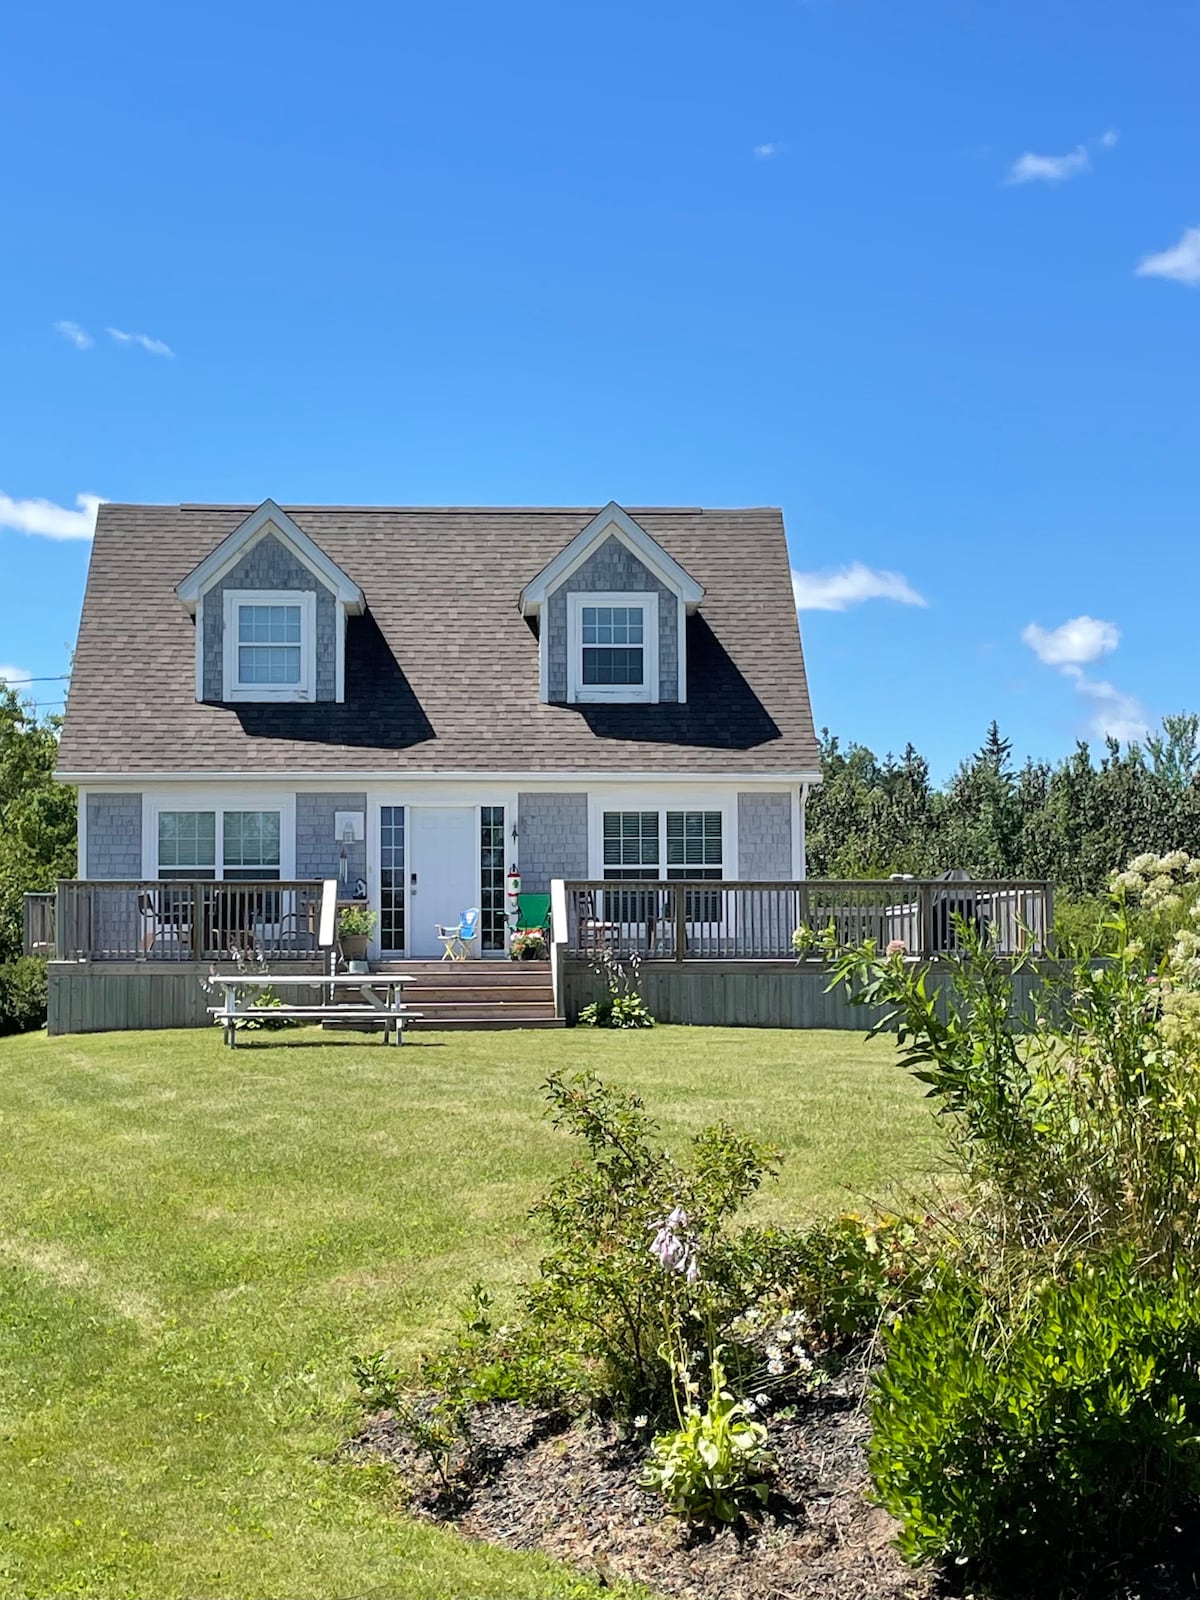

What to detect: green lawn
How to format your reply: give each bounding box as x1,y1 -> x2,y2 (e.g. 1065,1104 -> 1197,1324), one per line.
0,1023 -> 939,1599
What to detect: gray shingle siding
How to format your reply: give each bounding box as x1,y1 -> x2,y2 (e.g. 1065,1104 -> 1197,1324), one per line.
295,792 -> 367,884
518,792 -> 588,891
201,531 -> 337,701
86,793 -> 143,878
737,791 -> 793,880
545,536 -> 678,702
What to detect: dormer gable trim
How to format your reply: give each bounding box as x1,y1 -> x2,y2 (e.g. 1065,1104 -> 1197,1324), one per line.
174,499 -> 364,613
519,502 -> 705,615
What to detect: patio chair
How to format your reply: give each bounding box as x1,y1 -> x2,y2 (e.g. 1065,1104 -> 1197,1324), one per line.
138,888 -> 193,958
436,906 -> 479,961
515,891 -> 551,936
576,890 -> 620,953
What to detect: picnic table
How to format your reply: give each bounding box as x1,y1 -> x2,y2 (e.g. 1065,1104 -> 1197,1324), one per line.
209,972 -> 417,1047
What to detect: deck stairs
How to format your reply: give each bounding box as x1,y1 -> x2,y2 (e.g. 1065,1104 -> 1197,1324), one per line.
364,959 -> 561,1031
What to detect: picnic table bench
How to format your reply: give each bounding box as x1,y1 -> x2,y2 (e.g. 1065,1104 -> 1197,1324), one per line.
208,973 -> 418,1047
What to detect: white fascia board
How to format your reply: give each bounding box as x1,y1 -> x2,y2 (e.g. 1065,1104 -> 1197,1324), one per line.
519,502 -> 705,613
56,767 -> 824,786
174,500 -> 365,613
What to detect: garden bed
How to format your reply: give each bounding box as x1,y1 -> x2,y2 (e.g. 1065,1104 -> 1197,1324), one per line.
351,1361 -> 935,1600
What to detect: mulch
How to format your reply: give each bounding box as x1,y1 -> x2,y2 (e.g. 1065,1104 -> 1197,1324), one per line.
349,1362 -> 938,1600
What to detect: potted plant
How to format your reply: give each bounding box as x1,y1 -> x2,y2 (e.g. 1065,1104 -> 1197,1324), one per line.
510,927 -> 548,962
338,904 -> 377,964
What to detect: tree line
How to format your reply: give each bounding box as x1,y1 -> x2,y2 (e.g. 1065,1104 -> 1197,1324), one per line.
805,714 -> 1200,899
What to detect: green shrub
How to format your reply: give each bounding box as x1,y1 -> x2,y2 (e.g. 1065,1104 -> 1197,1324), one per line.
770,1212 -> 932,1348
872,1255 -> 1200,1576
0,956 -> 48,1035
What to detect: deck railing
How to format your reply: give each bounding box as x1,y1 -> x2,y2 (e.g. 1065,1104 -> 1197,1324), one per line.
559,879 -> 1053,962
53,879 -> 335,963
23,892 -> 57,958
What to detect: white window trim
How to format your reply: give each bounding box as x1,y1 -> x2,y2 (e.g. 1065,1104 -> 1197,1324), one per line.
143,793 -> 296,881
587,795 -> 735,880
222,589 -> 316,703
566,591 -> 659,705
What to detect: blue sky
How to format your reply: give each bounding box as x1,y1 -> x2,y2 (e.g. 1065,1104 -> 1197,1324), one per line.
2,0 -> 1197,780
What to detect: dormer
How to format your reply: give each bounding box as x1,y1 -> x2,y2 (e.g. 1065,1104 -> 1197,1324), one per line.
520,503 -> 705,706
175,501 -> 364,704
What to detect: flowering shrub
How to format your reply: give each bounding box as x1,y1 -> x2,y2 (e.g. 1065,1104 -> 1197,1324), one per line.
830,850 -> 1200,1579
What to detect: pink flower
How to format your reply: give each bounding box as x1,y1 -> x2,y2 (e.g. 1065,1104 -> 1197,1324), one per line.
886,939 -> 908,957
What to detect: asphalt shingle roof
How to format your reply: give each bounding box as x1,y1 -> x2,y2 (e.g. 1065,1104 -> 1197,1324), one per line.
57,505 -> 820,777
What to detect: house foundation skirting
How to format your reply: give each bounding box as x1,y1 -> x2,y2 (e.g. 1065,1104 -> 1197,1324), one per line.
47,960 -> 328,1036
559,959 -> 1054,1030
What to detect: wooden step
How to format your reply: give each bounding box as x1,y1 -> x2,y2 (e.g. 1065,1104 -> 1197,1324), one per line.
402,984 -> 552,1002
404,1000 -> 557,1019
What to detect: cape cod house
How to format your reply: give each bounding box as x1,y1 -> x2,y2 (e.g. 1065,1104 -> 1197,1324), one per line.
40,497 -> 1049,1033
56,498 -> 821,957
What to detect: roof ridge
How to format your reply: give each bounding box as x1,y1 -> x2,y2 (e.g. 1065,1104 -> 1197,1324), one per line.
156,504 -> 778,515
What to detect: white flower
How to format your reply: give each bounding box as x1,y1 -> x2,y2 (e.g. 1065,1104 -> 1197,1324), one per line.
767,1357 -> 785,1376
633,1413 -> 649,1429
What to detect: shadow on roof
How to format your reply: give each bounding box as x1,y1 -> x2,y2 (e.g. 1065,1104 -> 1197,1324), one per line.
572,616 -> 780,751
229,612 -> 436,749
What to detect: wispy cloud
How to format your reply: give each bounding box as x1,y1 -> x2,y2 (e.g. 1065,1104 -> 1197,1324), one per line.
54,320 -> 93,350
1022,614 -> 1146,743
1136,226 -> 1200,287
1004,129 -> 1118,186
754,142 -> 784,160
1067,670 -> 1149,744
792,562 -> 927,612
106,327 -> 174,358
1022,615 -> 1120,667
0,492 -> 104,541
1006,145 -> 1091,185
0,664 -> 32,688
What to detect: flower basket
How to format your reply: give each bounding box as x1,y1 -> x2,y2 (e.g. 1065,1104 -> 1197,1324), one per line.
510,928 -> 548,962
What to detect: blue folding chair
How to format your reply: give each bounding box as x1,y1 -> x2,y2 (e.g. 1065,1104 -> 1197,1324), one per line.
436,906 -> 479,960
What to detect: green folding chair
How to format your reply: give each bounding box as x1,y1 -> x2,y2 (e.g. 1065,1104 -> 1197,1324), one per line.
515,891 -> 552,934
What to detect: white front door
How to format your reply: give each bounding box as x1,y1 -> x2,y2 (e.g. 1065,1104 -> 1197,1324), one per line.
409,807 -> 478,958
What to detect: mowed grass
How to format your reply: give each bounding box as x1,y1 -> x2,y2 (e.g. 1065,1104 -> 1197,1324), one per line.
0,1023 -> 940,1599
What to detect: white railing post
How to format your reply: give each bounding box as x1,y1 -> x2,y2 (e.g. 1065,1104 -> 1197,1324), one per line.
549,878 -> 568,1019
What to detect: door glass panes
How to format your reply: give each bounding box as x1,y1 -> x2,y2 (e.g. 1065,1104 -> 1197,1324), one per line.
480,806 -> 506,952
380,806 -> 405,950
158,811 -> 216,880
237,604 -> 302,685
581,605 -> 644,685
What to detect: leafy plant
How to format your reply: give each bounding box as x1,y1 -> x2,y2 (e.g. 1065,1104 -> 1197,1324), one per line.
523,1072 -> 778,1413
640,1351 -> 774,1523
871,1254 -> 1200,1577
0,956 -> 48,1035
578,949 -> 654,1028
337,904 -> 377,938
509,927 -> 547,961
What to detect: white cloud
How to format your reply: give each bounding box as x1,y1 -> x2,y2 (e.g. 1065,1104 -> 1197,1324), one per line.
0,492 -> 104,541
1006,144 -> 1091,185
1136,226 -> 1200,287
0,664 -> 32,687
1100,128 -> 1120,148
1021,614 -> 1146,744
106,327 -> 174,358
1071,674 -> 1149,744
1021,615 -> 1120,667
754,142 -> 783,159
792,561 -> 927,612
54,320 -> 93,350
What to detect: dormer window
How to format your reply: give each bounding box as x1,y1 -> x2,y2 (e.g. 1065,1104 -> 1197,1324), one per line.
568,592 -> 658,702
222,590 -> 316,701
520,502 -> 705,707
